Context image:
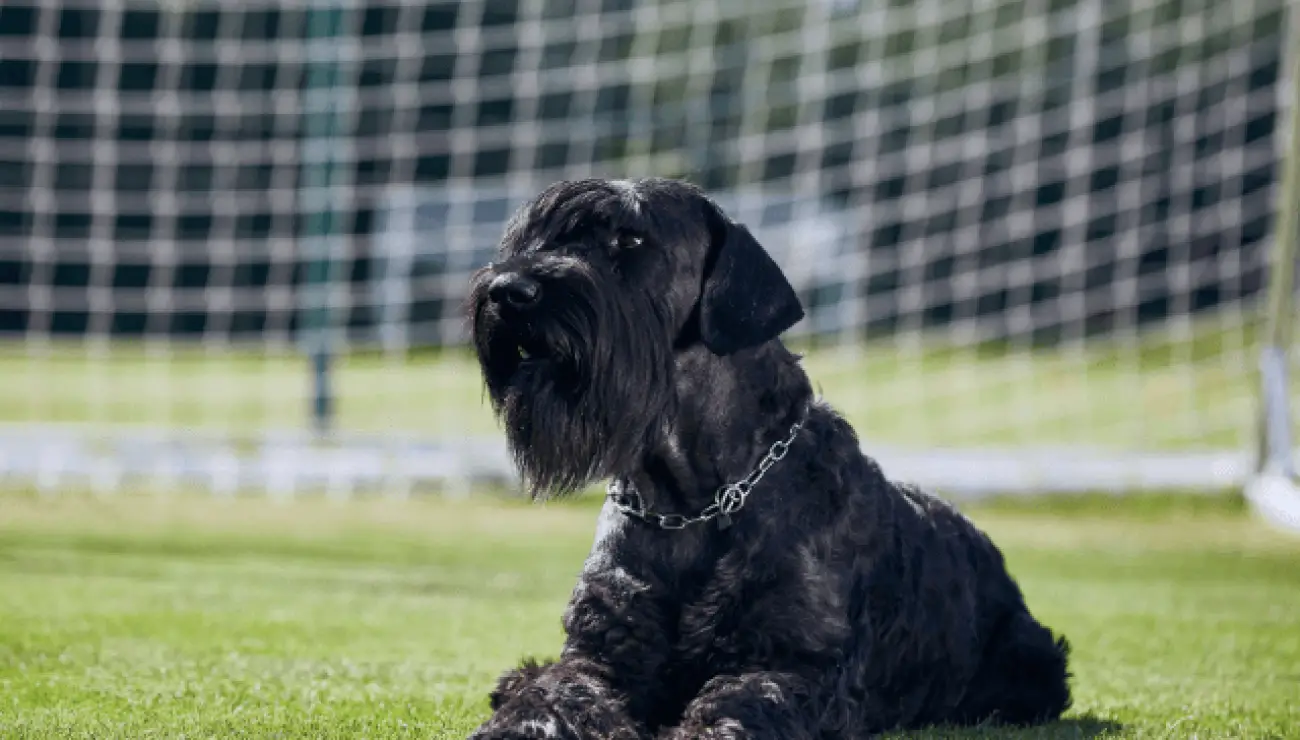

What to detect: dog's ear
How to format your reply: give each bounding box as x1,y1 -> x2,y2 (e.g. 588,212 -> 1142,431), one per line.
698,212 -> 804,355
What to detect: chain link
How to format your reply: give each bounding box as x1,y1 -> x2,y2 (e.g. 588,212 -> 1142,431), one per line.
606,417 -> 804,530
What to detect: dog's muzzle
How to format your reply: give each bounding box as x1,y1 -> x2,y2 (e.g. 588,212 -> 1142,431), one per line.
470,266 -> 566,390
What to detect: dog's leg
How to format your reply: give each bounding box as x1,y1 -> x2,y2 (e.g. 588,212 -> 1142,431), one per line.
470,561 -> 668,739
948,611 -> 1072,727
660,672 -> 819,740
470,515 -> 685,739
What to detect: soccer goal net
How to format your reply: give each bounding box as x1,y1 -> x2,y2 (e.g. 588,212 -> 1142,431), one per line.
0,0 -> 1294,498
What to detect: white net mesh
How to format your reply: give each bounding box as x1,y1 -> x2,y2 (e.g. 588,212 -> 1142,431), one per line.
0,0 -> 1292,496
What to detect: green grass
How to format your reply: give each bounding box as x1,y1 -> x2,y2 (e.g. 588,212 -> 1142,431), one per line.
1,490 -> 1298,738
1,316 -> 1287,449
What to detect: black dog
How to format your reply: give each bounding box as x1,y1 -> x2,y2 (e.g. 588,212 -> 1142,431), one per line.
465,178 -> 1071,739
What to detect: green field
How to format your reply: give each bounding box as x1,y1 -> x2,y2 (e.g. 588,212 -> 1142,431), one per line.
0,318 -> 1282,450
1,490 -> 1298,739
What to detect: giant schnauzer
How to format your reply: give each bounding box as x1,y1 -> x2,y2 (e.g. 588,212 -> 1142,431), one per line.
465,178 -> 1071,739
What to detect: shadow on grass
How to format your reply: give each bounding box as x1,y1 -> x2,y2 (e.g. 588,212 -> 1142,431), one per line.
886,715 -> 1124,739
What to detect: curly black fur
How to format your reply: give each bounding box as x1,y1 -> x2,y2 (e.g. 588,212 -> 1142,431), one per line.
465,178 -> 1071,739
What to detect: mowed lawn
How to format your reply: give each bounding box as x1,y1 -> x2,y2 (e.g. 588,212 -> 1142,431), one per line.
0,490 -> 1298,739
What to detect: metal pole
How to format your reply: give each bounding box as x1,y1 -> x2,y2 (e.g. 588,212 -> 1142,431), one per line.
301,4 -> 345,437
1257,0 -> 1300,475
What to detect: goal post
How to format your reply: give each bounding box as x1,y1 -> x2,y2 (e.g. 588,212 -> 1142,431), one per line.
0,0 -> 1293,500
1246,0 -> 1300,533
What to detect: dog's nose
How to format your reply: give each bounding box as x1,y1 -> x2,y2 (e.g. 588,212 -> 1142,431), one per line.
487,272 -> 541,308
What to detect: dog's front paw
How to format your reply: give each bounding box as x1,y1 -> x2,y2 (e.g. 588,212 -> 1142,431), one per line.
658,719 -> 752,740
471,658 -> 648,740
470,694 -> 649,740
468,701 -> 571,740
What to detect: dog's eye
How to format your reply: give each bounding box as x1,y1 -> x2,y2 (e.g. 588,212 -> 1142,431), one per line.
611,234 -> 643,251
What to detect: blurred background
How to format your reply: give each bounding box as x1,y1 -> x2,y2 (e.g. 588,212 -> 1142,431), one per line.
0,0 -> 1295,500
4,3 -> 1300,737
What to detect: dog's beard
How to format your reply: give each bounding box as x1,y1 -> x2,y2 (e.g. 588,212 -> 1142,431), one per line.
469,270 -> 674,498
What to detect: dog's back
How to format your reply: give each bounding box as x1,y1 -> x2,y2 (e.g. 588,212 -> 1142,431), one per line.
811,404 -> 1072,732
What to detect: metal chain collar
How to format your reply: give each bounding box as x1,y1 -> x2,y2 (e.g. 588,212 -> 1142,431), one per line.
605,418 -> 805,530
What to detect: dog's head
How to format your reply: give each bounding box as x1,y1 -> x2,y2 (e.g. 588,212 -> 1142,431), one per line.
466,178 -> 803,497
